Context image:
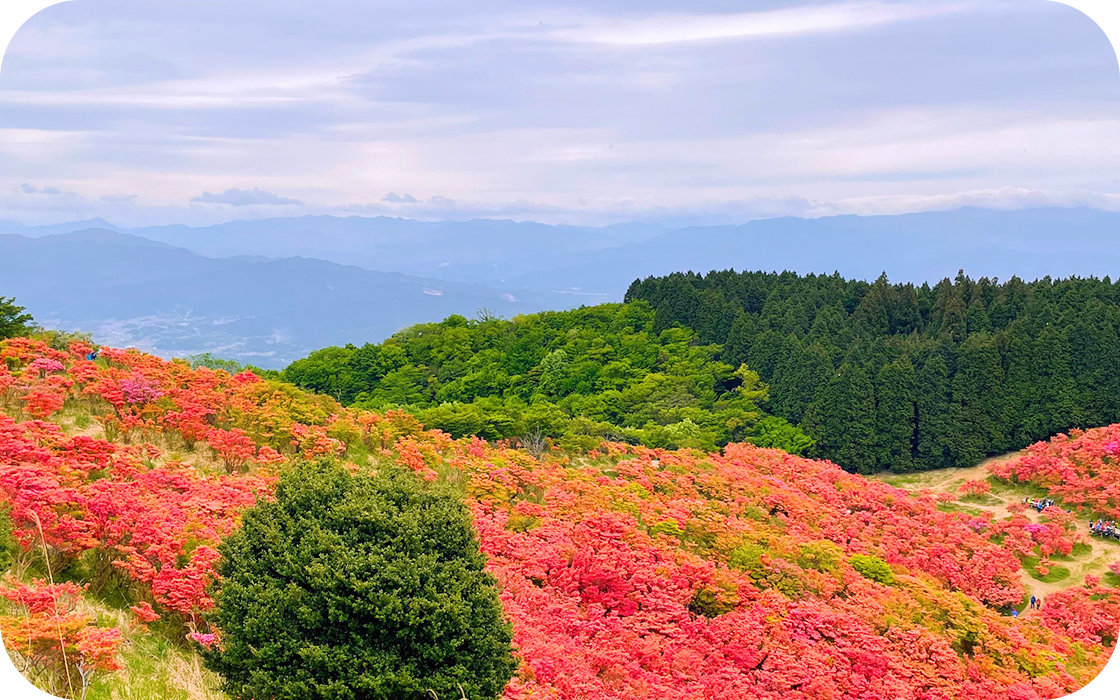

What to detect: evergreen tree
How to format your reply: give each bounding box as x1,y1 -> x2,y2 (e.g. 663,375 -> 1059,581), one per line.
949,334 -> 1006,465
915,353 -> 953,469
806,363 -> 876,473
722,312 -> 757,368
770,334 -> 813,423
852,273 -> 891,337
873,358 -> 917,473
204,461 -> 517,700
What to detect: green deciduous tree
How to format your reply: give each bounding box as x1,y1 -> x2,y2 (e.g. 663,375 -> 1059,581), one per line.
0,296 -> 34,340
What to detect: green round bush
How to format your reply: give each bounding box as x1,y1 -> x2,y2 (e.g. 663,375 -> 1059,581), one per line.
848,554 -> 895,585
203,460 -> 517,700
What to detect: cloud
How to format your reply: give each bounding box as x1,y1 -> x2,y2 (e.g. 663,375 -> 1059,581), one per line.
17,183 -> 80,198
0,0 -> 1115,230
190,188 -> 303,206
552,1 -> 971,46
381,192 -> 456,206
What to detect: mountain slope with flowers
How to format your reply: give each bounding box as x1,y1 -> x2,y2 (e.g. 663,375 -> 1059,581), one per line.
0,335 -> 1117,699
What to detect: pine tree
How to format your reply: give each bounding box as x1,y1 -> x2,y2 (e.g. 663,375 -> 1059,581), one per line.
808,363 -> 877,473
0,296 -> 34,340
722,312 -> 758,368
915,353 -> 953,469
852,273 -> 891,337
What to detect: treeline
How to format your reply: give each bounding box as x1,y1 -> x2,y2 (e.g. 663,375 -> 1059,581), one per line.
626,270 -> 1120,473
282,304 -> 811,454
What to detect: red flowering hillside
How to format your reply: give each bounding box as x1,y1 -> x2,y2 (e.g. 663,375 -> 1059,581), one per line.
1,337 -> 1118,699
991,425 -> 1120,520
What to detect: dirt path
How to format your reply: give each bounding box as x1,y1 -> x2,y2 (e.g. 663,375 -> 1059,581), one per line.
870,452 -> 1120,614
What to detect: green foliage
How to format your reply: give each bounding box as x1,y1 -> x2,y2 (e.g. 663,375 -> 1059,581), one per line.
627,269 -> 1120,474
0,296 -> 35,339
203,460 -> 517,700
189,353 -> 244,373
35,327 -> 94,351
748,416 -> 815,455
848,554 -> 895,585
0,505 -> 18,574
796,540 -> 845,573
728,543 -> 766,572
1019,560 -> 1071,584
687,588 -> 735,618
283,303 -> 810,452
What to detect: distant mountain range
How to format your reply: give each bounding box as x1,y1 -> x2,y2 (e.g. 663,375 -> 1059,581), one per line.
0,216 -> 668,286
0,229 -> 578,366
2,207 -> 1118,367
507,207 -> 1120,294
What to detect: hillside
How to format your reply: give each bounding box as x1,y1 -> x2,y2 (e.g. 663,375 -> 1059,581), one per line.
627,269 -> 1120,474
10,208 -> 1120,370
0,230 -> 574,367
1,336 -> 1118,699
0,216 -> 664,290
281,302 -> 811,454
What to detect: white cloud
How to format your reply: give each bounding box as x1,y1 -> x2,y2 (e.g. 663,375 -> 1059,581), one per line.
0,0 -> 1115,228
552,1 -> 972,46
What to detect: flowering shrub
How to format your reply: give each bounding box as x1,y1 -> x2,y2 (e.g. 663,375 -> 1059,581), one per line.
992,426 -> 1120,519
0,337 -> 1117,700
0,578 -> 122,697
960,479 -> 992,497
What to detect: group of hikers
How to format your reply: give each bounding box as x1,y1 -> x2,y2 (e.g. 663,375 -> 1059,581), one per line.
1022,497 -> 1057,512
1089,519 -> 1120,541
1018,498 -> 1120,542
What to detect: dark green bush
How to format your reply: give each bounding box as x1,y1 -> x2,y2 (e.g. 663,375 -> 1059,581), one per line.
203,461 -> 517,700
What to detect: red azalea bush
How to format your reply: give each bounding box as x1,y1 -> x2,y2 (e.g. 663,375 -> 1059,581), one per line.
959,479 -> 992,497
992,426 -> 1120,519
0,577 -> 122,696
1,337 -> 1118,699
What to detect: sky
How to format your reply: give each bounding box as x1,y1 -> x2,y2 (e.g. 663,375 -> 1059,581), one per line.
0,0 -> 1118,227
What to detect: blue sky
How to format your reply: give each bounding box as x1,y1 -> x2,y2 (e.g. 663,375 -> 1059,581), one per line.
1,0 -> 1118,227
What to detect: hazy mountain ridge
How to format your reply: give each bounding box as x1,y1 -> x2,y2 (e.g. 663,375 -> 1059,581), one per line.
508,207 -> 1120,295
0,229 -> 578,366
4,207 -> 1119,366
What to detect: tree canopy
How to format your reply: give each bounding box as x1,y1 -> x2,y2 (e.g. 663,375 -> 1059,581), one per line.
627,269 -> 1120,472
0,296 -> 34,340
283,303 -> 811,454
